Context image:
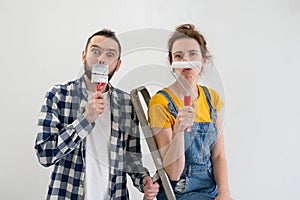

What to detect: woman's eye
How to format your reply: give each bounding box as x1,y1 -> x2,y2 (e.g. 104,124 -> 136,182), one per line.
190,52 -> 198,57
174,54 -> 183,58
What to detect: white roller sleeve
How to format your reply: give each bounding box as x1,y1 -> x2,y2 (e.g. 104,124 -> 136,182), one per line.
171,61 -> 201,69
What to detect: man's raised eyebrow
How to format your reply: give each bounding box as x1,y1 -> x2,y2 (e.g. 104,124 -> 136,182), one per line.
106,48 -> 117,53
90,45 -> 103,50
90,45 -> 117,52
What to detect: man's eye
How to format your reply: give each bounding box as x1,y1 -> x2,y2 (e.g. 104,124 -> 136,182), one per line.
92,49 -> 100,54
107,52 -> 115,58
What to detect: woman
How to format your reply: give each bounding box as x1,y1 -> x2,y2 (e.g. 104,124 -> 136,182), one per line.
148,24 -> 232,200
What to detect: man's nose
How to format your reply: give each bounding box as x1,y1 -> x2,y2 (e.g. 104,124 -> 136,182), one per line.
97,54 -> 106,64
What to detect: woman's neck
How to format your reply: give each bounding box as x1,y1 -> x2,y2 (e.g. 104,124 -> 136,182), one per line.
169,81 -> 198,101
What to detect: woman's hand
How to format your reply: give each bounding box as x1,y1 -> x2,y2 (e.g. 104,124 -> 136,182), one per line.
173,104 -> 195,133
215,190 -> 232,200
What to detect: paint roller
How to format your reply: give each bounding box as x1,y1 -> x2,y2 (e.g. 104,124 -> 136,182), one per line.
170,61 -> 201,132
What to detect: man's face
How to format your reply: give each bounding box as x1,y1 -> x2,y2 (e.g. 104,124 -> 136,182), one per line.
82,35 -> 121,81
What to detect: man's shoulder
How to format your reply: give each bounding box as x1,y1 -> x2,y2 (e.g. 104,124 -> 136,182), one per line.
46,78 -> 82,99
54,78 -> 80,90
110,86 -> 130,99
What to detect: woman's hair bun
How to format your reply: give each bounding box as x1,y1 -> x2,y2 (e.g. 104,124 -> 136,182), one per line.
175,24 -> 195,32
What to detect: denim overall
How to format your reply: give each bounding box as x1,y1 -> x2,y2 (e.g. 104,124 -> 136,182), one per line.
156,86 -> 218,200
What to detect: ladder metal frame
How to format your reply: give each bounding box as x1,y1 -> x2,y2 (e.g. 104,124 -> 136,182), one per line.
130,86 -> 176,200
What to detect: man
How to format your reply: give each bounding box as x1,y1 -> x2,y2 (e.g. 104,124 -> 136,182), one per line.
34,29 -> 159,200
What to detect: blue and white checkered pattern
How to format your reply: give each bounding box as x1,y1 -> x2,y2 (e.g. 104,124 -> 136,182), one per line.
35,76 -> 147,200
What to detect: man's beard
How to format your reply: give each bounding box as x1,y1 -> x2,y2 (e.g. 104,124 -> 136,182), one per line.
84,60 -> 117,82
84,60 -> 92,80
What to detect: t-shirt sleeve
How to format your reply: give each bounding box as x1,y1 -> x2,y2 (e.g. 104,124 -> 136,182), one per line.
148,93 -> 172,129
208,88 -> 224,112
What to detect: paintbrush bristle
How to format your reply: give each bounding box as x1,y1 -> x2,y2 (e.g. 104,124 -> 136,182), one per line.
91,64 -> 109,83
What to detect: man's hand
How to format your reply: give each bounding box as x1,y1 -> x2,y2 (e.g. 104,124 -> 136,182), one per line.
84,92 -> 105,123
143,176 -> 159,200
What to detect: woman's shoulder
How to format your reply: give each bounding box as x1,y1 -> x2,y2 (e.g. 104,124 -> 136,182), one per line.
198,85 -> 224,110
149,88 -> 170,106
198,85 -> 220,98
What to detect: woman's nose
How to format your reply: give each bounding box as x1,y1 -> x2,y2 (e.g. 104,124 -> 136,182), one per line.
182,53 -> 190,61
182,56 -> 189,61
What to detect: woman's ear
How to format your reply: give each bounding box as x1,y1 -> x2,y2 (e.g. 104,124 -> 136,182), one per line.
200,58 -> 207,74
202,58 -> 206,66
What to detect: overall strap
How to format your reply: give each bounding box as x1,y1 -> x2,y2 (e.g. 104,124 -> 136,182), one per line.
157,90 -> 178,118
200,86 -> 217,121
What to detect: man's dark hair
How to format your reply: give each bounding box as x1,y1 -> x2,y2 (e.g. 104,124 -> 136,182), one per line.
85,29 -> 121,59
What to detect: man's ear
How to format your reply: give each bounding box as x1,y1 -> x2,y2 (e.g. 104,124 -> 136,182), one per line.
82,50 -> 86,63
115,59 -> 122,71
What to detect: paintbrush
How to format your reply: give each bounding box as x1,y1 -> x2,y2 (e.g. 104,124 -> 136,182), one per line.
91,64 -> 109,92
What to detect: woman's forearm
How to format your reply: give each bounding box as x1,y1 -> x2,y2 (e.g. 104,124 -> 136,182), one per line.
161,130 -> 185,180
212,155 -> 230,193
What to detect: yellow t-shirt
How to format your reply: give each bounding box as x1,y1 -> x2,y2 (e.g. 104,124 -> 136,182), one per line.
148,85 -> 224,129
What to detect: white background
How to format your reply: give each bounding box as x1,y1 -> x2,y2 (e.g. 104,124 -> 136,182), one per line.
1,0 -> 300,199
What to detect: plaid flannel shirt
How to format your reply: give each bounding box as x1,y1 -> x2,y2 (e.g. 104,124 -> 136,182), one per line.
35,76 -> 148,200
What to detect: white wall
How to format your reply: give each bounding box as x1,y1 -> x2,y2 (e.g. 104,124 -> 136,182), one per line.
1,0 -> 299,199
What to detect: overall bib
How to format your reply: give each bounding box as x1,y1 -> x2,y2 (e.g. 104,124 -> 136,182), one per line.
156,86 -> 218,200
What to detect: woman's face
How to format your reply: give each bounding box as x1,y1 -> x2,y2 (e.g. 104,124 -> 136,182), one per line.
171,38 -> 203,81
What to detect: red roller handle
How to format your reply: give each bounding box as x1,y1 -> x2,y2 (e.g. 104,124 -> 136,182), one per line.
184,95 -> 192,132
184,95 -> 191,106
96,82 -> 105,92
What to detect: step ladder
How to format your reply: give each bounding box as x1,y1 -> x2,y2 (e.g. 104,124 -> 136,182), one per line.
130,86 -> 176,200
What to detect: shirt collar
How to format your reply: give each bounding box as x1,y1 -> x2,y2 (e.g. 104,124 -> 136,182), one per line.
77,75 -> 118,101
